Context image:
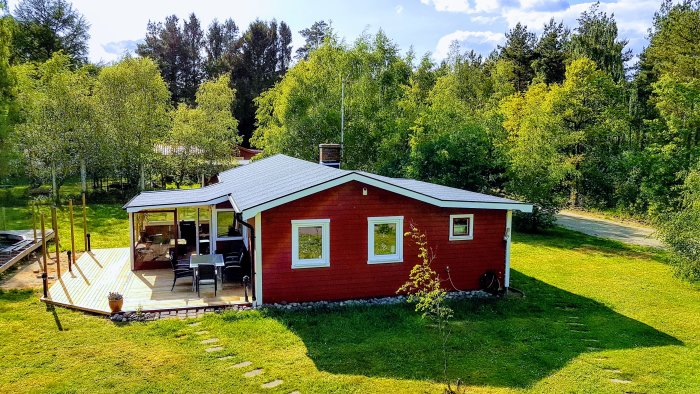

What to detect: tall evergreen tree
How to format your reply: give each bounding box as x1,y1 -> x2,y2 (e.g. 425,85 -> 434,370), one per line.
569,3 -> 631,82
180,13 -> 204,104
11,0 -> 90,64
533,19 -> 568,84
295,20 -> 331,60
498,23 -> 536,91
204,18 -> 238,78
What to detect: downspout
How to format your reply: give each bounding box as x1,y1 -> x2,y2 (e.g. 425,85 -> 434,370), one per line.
236,212 -> 256,303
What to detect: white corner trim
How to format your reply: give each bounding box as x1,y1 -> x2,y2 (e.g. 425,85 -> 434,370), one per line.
254,212 -> 263,305
291,219 -> 331,269
449,214 -> 474,241
367,216 -> 404,264
504,210 -> 512,288
241,173 -> 533,220
128,213 -> 135,270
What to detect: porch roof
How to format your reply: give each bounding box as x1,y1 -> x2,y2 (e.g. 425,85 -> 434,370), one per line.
123,154 -> 533,214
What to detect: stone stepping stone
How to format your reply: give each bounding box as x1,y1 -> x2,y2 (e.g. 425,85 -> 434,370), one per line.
604,368 -> 622,374
188,322 -> 201,327
205,346 -> 224,353
288,391 -> 301,394
567,322 -> 585,326
610,378 -> 631,384
262,379 -> 284,388
582,338 -> 600,342
570,329 -> 589,333
244,368 -> 264,377
233,361 -> 252,368
566,316 -> 580,319
218,356 -> 234,361
194,330 -> 209,335
201,338 -> 219,344
586,347 -> 600,351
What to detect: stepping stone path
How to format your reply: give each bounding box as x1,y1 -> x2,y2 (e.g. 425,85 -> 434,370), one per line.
244,368 -> 264,378
194,330 -> 209,335
567,322 -> 585,326
582,339 -> 599,342
201,338 -> 219,344
289,391 -> 301,394
604,368 -> 622,373
218,356 -> 234,361
586,347 -> 600,351
262,379 -> 284,388
205,346 -> 224,352
188,322 -> 200,327
233,361 -> 252,368
611,378 -> 632,384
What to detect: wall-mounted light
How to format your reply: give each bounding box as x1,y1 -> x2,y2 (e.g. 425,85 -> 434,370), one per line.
362,187 -> 368,196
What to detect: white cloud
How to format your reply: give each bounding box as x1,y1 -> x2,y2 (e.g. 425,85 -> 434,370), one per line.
470,15 -> 500,24
420,0 -> 500,14
395,5 -> 404,14
434,30 -> 505,59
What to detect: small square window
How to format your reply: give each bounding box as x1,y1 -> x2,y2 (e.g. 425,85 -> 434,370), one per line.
449,214 -> 474,240
367,216 -> 404,264
292,219 -> 330,268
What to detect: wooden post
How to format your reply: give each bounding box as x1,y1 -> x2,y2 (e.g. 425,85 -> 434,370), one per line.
69,199 -> 76,265
52,206 -> 60,278
82,192 -> 87,252
41,213 -> 48,274
32,203 -> 37,242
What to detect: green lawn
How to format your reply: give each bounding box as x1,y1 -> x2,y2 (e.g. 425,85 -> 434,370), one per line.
1,229 -> 698,393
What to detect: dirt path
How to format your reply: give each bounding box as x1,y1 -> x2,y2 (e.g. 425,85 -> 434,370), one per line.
556,210 -> 663,248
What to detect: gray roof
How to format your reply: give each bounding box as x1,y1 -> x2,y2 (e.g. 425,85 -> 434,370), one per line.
124,154 -> 530,212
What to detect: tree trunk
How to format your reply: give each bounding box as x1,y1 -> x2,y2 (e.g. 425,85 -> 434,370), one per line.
80,160 -> 87,194
139,164 -> 145,191
51,166 -> 58,203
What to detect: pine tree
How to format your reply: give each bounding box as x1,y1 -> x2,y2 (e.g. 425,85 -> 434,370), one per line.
498,23 -> 536,91
533,19 -> 568,84
295,20 -> 331,60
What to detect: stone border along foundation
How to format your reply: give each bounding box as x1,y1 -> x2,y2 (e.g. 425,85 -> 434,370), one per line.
108,290 -> 493,322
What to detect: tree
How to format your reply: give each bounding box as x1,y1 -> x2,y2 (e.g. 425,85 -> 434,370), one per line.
11,0 -> 89,64
252,31 -> 411,172
203,18 -> 238,78
568,3 -> 631,82
295,20 -> 331,60
166,75 -> 240,187
230,19 -> 293,144
94,56 -> 171,190
533,19 -> 568,84
0,0 -> 16,179
13,52 -> 93,200
498,23 -> 536,91
138,14 -> 204,105
398,224 -> 456,393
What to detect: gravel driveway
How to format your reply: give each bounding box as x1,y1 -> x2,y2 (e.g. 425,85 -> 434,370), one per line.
555,210 -> 663,248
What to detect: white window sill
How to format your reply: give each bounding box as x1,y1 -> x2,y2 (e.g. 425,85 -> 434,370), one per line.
449,236 -> 473,241
367,258 -> 403,265
292,261 -> 331,269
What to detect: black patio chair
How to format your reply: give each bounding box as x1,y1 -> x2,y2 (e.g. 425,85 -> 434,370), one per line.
169,253 -> 193,291
196,264 -> 217,297
222,251 -> 244,283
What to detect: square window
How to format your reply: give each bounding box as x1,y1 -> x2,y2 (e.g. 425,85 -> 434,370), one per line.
449,214 -> 474,240
216,211 -> 238,238
292,219 -> 330,268
367,216 -> 403,264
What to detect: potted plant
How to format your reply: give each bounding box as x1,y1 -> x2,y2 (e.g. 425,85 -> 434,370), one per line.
108,292 -> 123,313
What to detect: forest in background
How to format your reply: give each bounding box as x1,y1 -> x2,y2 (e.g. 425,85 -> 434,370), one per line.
0,0 -> 698,280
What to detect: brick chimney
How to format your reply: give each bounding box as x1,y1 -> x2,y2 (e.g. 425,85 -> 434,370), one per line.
319,143 -> 341,168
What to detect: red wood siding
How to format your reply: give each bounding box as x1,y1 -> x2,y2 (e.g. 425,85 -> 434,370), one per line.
260,181 -> 507,303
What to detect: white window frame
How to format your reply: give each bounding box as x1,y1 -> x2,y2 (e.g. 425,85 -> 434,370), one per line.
367,216 -> 404,264
449,214 -> 474,241
291,219 -> 330,269
215,209 -> 242,241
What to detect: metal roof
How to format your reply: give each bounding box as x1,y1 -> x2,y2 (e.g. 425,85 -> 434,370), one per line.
124,154 -> 531,213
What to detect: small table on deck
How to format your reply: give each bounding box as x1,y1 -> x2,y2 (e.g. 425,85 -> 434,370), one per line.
189,254 -> 224,291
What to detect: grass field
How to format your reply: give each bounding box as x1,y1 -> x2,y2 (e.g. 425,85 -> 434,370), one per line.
1,228 -> 698,393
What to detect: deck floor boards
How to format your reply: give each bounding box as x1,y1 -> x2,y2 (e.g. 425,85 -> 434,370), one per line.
46,248 -> 247,314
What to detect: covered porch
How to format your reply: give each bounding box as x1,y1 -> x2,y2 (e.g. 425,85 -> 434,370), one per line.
45,248 -> 250,314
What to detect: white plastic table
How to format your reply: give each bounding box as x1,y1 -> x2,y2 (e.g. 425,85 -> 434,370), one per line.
189,254 -> 224,291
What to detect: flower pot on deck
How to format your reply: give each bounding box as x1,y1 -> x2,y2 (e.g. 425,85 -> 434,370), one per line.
109,299 -> 123,313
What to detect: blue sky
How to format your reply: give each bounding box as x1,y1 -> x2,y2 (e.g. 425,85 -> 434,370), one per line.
8,0 -> 664,64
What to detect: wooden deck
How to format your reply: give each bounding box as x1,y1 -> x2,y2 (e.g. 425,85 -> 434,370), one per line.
45,248 -> 248,314
0,229 -> 54,274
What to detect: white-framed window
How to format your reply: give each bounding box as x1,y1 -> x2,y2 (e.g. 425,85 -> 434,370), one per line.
449,214 -> 474,241
367,216 -> 404,264
291,219 -> 330,269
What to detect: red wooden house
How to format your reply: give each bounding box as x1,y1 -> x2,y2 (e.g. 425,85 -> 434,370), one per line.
124,146 -> 532,306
